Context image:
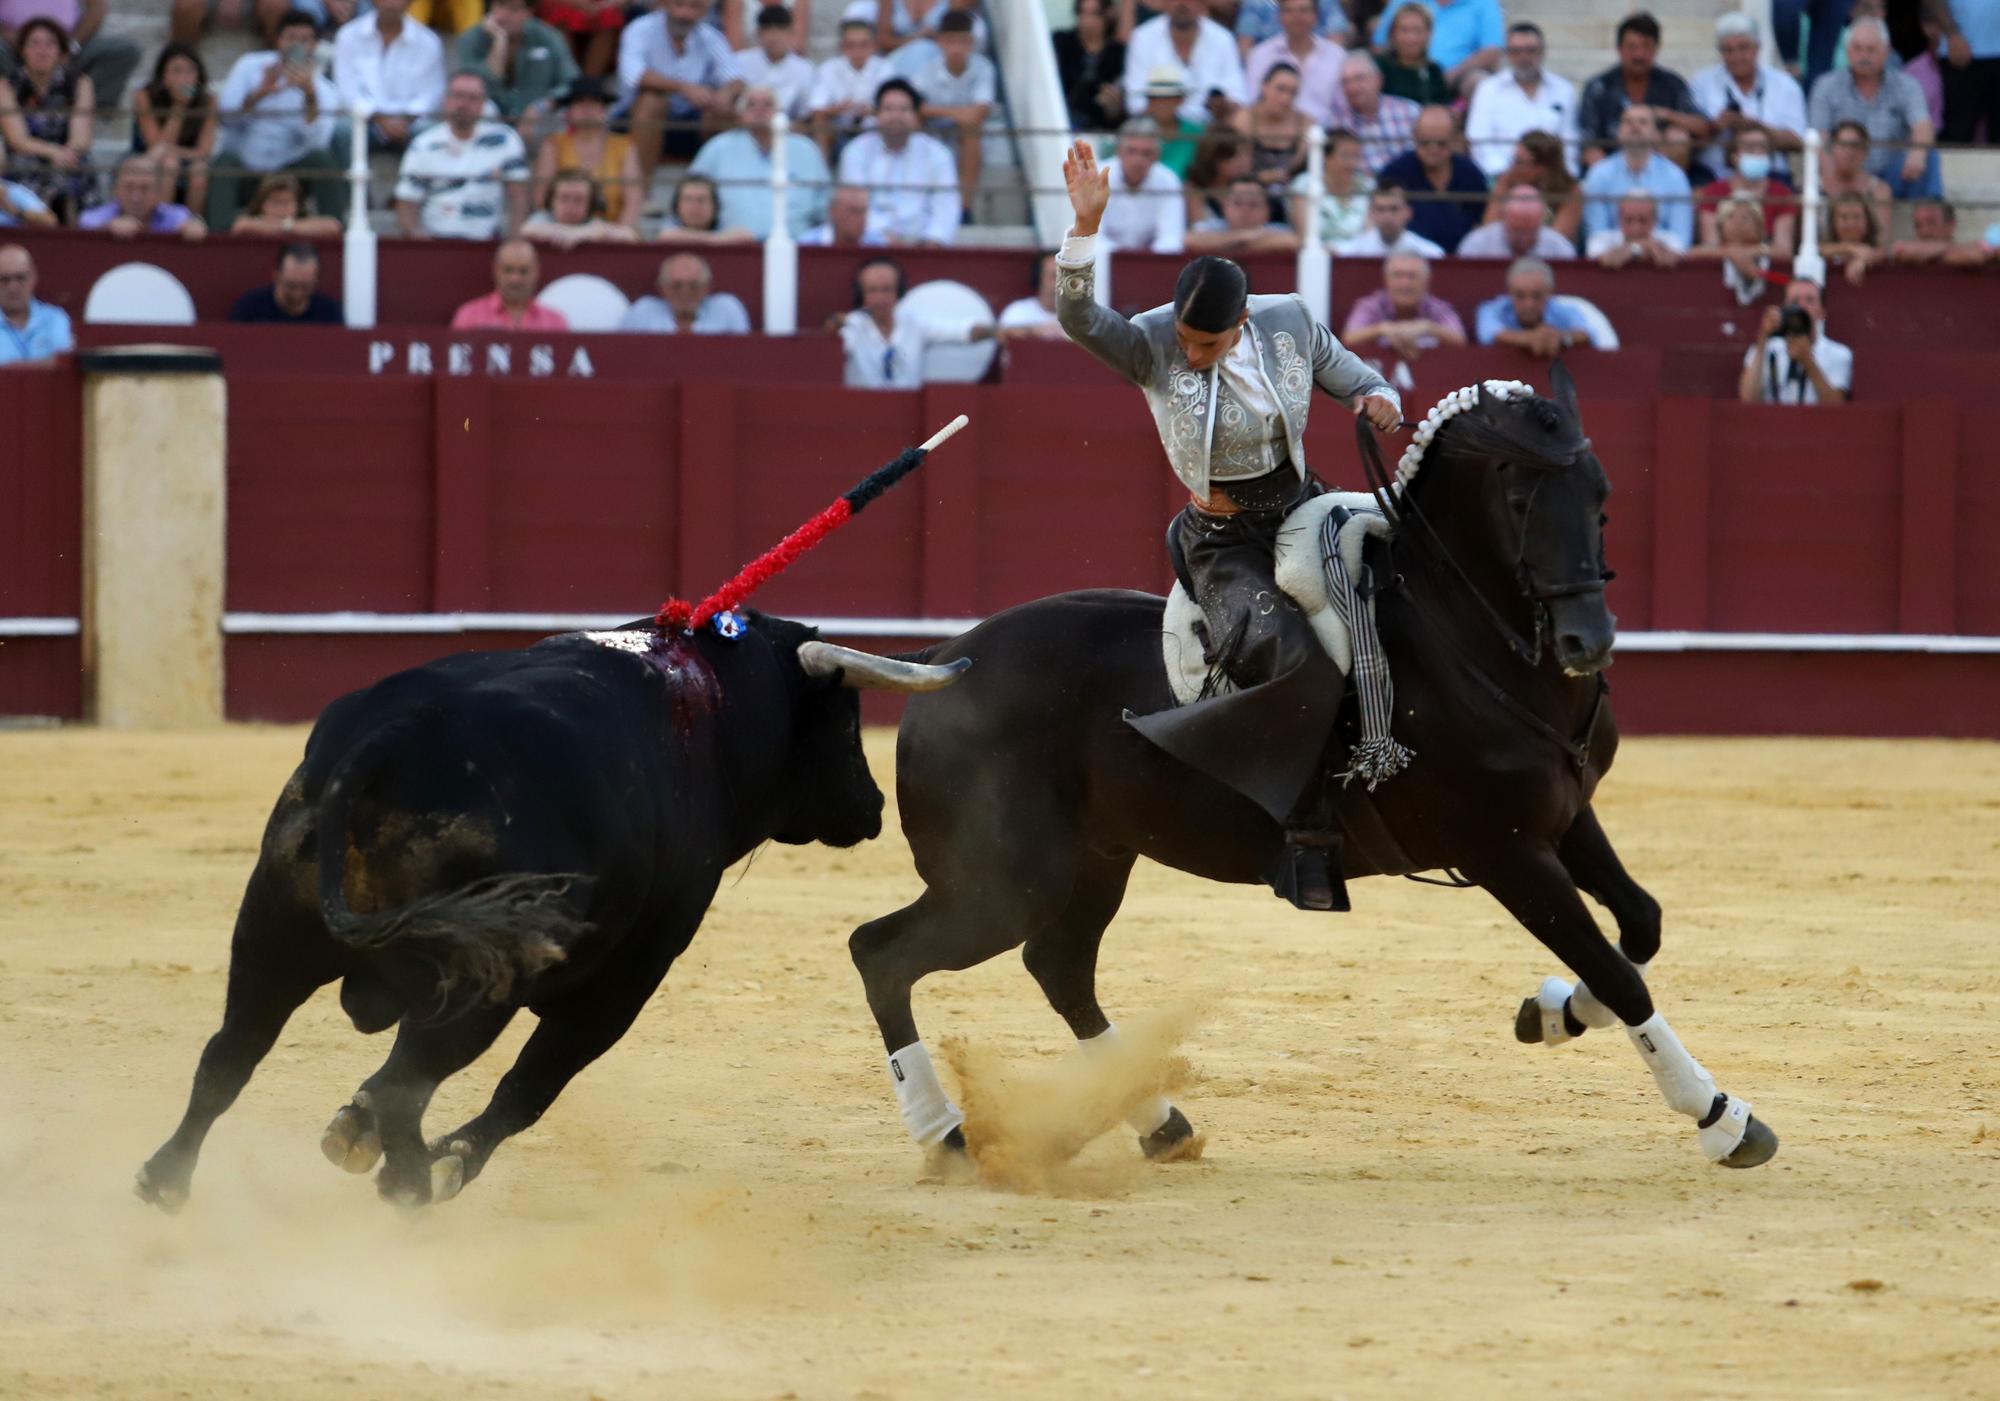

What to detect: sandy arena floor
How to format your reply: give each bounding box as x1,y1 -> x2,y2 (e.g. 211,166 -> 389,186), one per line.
0,725 -> 1996,1400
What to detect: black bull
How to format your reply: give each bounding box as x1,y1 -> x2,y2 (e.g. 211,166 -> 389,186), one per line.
851,374 -> 1776,1167
136,615 -> 965,1211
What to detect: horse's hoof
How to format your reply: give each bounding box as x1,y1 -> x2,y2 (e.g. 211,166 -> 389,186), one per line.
428,1154 -> 464,1203
1513,995 -> 1544,1044
939,1124 -> 967,1154
320,1105 -> 381,1174
1140,1106 -> 1206,1163
133,1164 -> 187,1214
1720,1115 -> 1779,1169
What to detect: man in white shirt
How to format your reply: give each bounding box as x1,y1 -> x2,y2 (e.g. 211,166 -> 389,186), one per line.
733,3 -> 815,120
1243,0 -> 1344,127
393,69 -> 530,239
809,17 -> 893,153
619,252 -> 754,333
1456,184 -> 1576,259
688,84 -> 830,238
1586,190 -> 1686,264
1689,12 -> 1807,179
798,183 -> 887,245
837,77 -> 960,245
1335,180 -> 1444,257
619,0 -> 740,175
834,254 -> 991,389
913,10 -> 995,216
333,0 -> 446,152
1122,0 -> 1248,128
996,253 -> 1064,340
210,8 -> 342,228
1462,21 -> 1577,178
1099,117 -> 1186,252
1738,278 -> 1851,406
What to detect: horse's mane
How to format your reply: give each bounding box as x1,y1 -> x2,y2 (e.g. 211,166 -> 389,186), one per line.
1395,380 -> 1588,491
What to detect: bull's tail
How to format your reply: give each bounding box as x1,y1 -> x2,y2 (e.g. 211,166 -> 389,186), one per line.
314,719 -> 593,1022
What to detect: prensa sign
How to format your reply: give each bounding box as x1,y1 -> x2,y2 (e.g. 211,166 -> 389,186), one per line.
366,340 -> 597,377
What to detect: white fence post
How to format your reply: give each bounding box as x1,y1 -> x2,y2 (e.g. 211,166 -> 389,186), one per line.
1794,127 -> 1825,286
762,111 -> 798,333
342,104 -> 377,330
1295,124 -> 1331,323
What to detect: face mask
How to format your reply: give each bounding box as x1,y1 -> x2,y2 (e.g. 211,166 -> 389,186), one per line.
1737,152 -> 1771,181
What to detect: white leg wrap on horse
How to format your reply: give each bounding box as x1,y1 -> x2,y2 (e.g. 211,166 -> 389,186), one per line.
886,1041 -> 963,1146
1084,1026 -> 1175,1135
1570,966 -> 1634,1030
1626,1014 -> 1716,1118
1534,976 -> 1579,1045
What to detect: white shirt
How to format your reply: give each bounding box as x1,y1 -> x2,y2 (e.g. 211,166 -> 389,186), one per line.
333,14 -> 447,119
394,120 -> 530,239
1335,225 -> 1445,257
1209,325 -> 1287,480
1454,222 -> 1577,259
1744,328 -> 1852,404
797,224 -> 886,246
1122,14 -> 1249,126
837,130 -> 960,245
217,49 -> 339,172
809,53 -> 893,116
911,52 -> 996,110
617,13 -> 736,114
1689,61 -> 1808,176
732,45 -> 815,120
998,296 -> 1061,335
1584,225 -> 1688,257
839,307 -> 975,389
1101,159 -> 1186,254
1462,68 -> 1578,178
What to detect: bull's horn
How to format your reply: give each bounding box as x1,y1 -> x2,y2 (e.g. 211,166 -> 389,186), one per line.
797,641 -> 971,693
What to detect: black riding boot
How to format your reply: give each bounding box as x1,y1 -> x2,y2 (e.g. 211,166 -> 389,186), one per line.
1264,772 -> 1350,913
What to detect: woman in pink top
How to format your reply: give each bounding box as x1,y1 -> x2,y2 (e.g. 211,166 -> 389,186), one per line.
449,238 -> 571,330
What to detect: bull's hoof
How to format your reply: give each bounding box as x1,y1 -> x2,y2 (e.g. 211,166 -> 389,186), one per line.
133,1162 -> 188,1214
1720,1115 -> 1779,1169
1140,1107 -> 1206,1163
428,1153 -> 465,1204
320,1103 -> 382,1174
1513,995 -> 1544,1044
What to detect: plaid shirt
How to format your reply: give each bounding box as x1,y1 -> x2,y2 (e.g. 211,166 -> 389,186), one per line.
1329,93 -> 1422,172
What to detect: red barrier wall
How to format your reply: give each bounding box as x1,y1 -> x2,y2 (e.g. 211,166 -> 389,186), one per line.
0,367 -> 84,718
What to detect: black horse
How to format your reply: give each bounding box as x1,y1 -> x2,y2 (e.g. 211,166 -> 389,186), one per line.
850,370 -> 1777,1170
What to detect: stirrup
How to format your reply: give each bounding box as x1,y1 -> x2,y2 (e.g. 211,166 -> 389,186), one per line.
1266,831 -> 1350,912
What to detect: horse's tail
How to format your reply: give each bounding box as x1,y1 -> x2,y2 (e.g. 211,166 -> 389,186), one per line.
314,718 -> 593,1022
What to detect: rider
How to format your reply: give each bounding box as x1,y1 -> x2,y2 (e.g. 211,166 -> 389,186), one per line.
1055,138 -> 1403,911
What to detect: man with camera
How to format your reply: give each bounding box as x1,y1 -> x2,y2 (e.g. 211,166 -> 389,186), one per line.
1738,278 -> 1850,405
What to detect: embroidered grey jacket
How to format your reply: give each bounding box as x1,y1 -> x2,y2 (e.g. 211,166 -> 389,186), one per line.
1055,233 -> 1398,501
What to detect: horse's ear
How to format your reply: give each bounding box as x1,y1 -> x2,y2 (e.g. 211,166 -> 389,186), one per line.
1549,359 -> 1582,427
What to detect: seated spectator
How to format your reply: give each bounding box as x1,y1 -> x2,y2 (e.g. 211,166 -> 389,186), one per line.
0,17 -> 97,221
687,85 -> 831,239
229,241 -> 343,323
1230,61 -> 1310,205
830,252 -> 994,389
1332,50 -> 1420,171
1810,17 -> 1938,197
540,0 -> 628,77
1374,4 -> 1451,107
1183,126 -> 1252,224
1820,191 -> 1884,285
1696,128 -> 1796,256
1375,104 -> 1486,252
231,172 -> 342,237
1661,126 -> 1718,193
456,0 -> 580,134
913,11 -> 995,217
798,181 -> 885,244
1340,249 -> 1465,359
1139,67 -> 1204,175
734,4 -> 815,121
1244,0 -> 1343,128
1336,178 -> 1442,255
1367,0 -> 1502,97
532,76 -> 640,228
837,78 -> 959,244
868,0 -> 990,59
1578,12 -> 1709,168
0,175 -> 54,226
619,251 -> 753,332
0,242 -> 70,366
2,1 -> 140,117
1464,23 -> 1577,179
451,239 -> 569,330
619,0 -> 740,179
169,0 -> 290,47
1187,174 -> 1301,253
997,252 -> 1064,340
1480,131 -> 1582,243
132,43 -> 216,218
210,9 -> 342,230
1288,126 -> 1373,245
1456,185 -> 1574,259
1933,0 -> 2000,147
1055,0 -> 1127,132
1098,117 -> 1187,252
1884,198 -> 1983,267
1738,277 -> 1849,405
522,166 -> 641,244
658,171 -> 753,242
394,71 -> 531,239
80,156 -> 208,240
1121,0 -> 1248,129
1580,106 -> 1693,247
1690,13 -> 1806,179
333,0 -> 447,154
1684,196 -> 1771,303
1588,190 -> 1685,266
1475,255 -> 1596,356
808,18 -> 890,153
1819,120 -> 1895,237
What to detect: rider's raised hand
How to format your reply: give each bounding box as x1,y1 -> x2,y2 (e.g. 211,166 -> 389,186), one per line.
1063,138 -> 1111,238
